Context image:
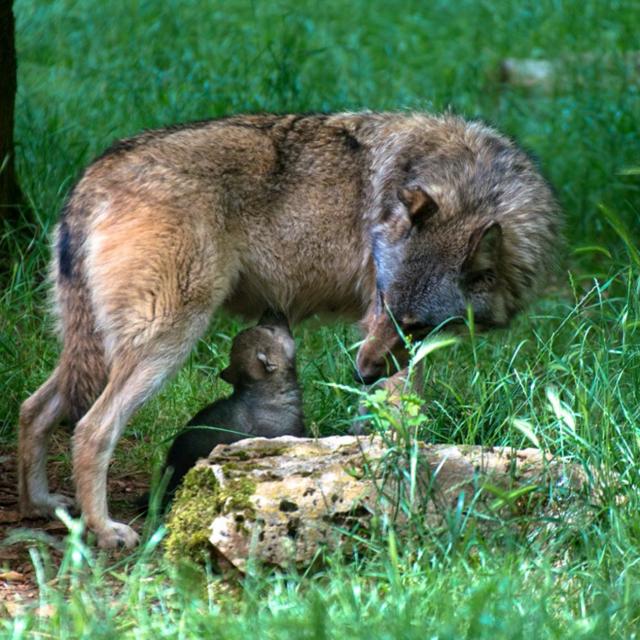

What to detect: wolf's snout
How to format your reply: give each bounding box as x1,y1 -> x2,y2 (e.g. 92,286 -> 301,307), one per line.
355,307 -> 411,385
355,338 -> 407,385
355,332 -> 389,385
353,359 -> 385,385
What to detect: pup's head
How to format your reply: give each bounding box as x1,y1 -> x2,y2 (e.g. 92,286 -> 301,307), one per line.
356,115 -> 560,384
220,310 -> 297,386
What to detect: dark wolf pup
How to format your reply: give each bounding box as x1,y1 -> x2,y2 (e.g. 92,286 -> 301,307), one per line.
156,311 -> 303,504
18,111 -> 560,548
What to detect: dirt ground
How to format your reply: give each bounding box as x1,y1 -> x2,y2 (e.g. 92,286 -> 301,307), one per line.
0,433 -> 149,616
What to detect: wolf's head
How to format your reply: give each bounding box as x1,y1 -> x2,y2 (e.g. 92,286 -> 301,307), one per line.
221,310 -> 297,386
356,115 -> 560,383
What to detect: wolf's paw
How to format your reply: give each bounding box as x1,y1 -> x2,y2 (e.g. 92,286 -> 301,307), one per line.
20,493 -> 76,518
96,521 -> 140,549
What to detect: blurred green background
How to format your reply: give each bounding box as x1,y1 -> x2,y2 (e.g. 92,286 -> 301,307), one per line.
13,0 -> 640,242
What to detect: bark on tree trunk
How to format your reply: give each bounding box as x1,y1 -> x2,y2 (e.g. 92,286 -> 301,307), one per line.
0,0 -> 23,222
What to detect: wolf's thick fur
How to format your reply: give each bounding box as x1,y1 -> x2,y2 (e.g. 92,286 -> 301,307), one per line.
156,311 -> 303,505
18,111 -> 559,548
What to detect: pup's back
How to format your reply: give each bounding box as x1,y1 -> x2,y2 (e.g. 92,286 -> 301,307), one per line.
158,313 -> 303,501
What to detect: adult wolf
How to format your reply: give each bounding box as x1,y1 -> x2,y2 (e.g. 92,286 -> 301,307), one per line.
18,112 -> 559,548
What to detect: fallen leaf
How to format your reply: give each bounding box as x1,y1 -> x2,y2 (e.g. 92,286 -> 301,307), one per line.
0,510 -> 21,524
0,570 -> 24,581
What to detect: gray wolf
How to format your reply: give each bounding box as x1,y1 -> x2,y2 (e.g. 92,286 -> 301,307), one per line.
18,111 -> 560,548
157,310 -> 303,504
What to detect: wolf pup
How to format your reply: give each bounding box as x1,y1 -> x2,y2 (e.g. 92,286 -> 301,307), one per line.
156,311 -> 303,504
18,111 -> 560,548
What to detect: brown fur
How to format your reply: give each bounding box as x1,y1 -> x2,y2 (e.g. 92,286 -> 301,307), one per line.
18,112 -> 560,548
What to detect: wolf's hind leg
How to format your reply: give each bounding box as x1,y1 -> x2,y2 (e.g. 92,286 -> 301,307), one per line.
72,310 -> 212,549
73,204 -> 236,547
18,367 -> 74,517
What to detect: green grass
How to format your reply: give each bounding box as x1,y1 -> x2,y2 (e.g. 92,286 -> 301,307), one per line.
2,0 -> 640,636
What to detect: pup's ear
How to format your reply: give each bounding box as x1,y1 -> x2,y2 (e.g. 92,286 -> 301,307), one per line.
220,365 -> 237,385
257,351 -> 277,373
463,221 -> 503,275
398,187 -> 439,222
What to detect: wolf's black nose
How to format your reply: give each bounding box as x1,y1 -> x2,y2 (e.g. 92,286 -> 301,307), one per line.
353,367 -> 381,386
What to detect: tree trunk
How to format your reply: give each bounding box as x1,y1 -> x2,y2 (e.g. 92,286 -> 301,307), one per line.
0,0 -> 23,221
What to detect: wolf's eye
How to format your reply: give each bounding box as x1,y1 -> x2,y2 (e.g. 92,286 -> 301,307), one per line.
465,269 -> 497,291
401,320 -> 430,336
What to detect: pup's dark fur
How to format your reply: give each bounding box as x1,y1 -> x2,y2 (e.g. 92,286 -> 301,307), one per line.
158,312 -> 303,503
18,111 -> 560,548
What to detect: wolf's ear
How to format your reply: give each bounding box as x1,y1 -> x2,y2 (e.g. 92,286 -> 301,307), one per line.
257,351 -> 277,373
463,221 -> 503,276
398,187 -> 439,222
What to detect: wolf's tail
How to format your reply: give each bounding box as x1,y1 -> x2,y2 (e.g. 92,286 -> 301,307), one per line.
54,200 -> 108,425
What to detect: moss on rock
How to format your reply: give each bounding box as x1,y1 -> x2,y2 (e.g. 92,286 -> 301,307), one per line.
165,466 -> 221,563
164,465 -> 257,564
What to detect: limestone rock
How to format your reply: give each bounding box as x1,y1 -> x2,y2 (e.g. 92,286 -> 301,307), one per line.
499,52 -> 640,91
165,436 -> 592,571
500,58 -> 556,90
